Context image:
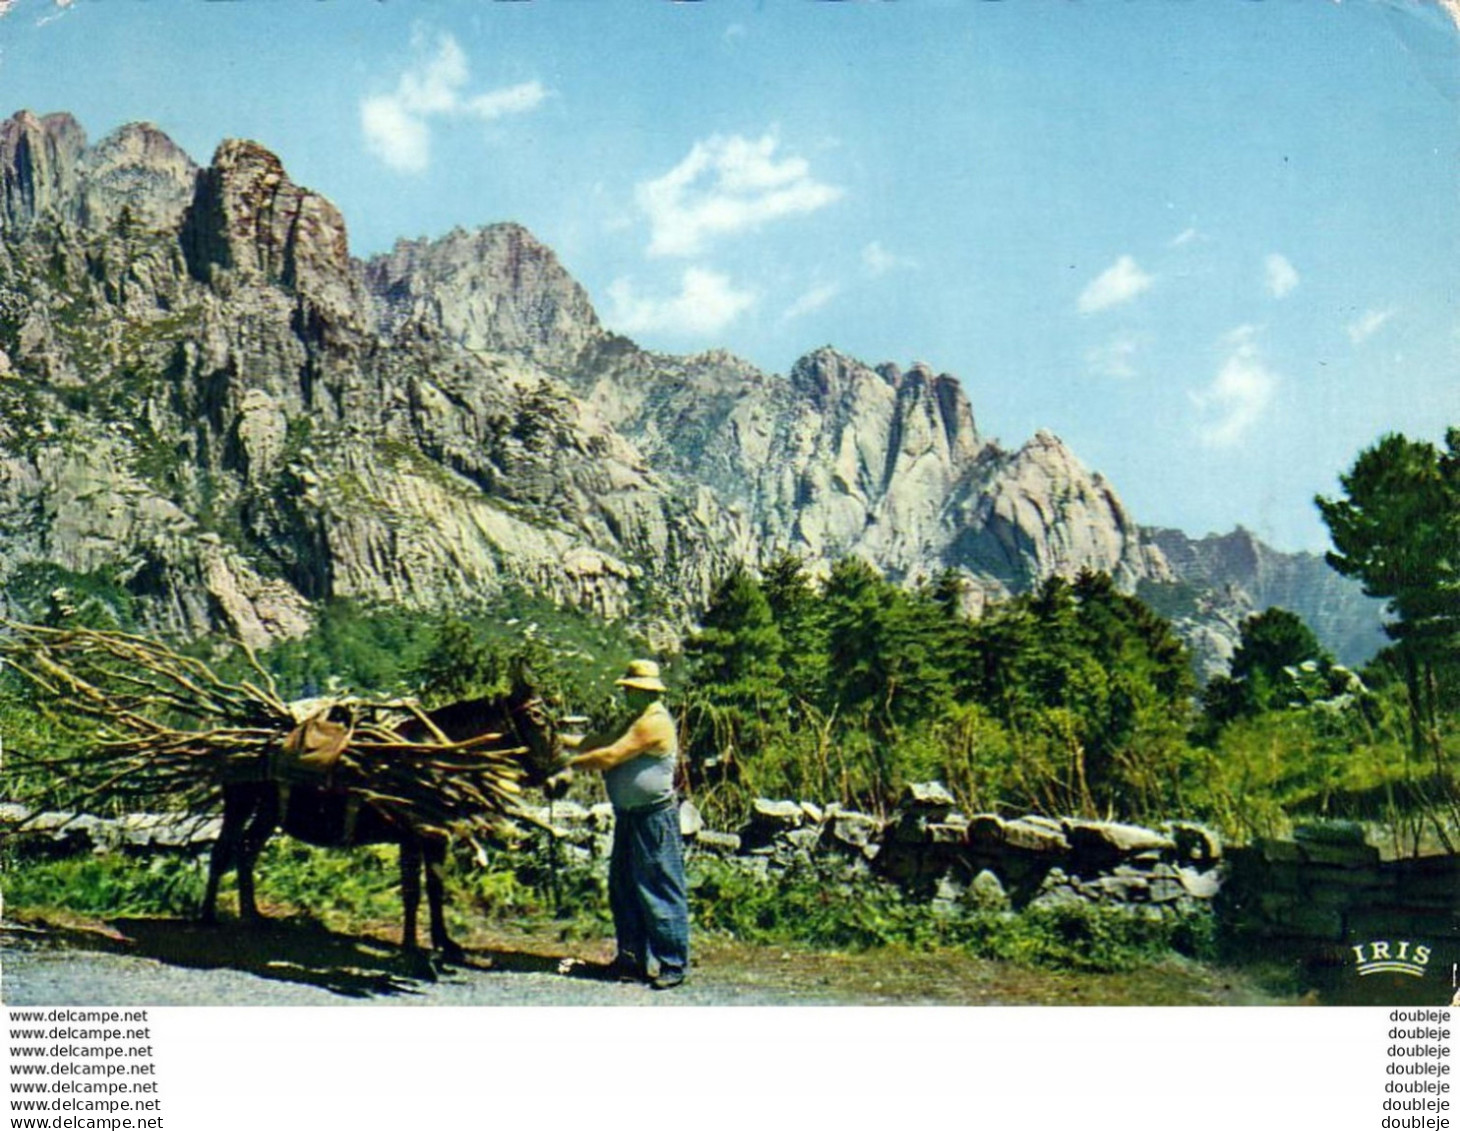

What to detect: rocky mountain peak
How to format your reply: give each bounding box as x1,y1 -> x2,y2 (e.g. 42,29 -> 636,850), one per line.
363,221 -> 602,373
788,346 -> 867,407
0,110 -> 1385,669
1025,428 -> 1068,452
893,361 -> 982,467
1145,525 -> 1385,668
78,121 -> 198,233
0,112 -> 198,237
0,110 -> 87,230
956,428 -> 1168,593
1003,431 -> 1124,508
181,137 -> 355,320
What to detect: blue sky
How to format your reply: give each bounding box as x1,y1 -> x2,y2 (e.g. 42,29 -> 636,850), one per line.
3,0 -> 1459,553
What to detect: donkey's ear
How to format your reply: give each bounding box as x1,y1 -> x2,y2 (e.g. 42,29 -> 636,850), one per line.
508,655 -> 533,699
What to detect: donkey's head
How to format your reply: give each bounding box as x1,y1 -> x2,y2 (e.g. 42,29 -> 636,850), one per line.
502,668 -> 572,796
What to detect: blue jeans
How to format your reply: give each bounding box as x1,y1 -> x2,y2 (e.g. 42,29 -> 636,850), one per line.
608,800 -> 689,976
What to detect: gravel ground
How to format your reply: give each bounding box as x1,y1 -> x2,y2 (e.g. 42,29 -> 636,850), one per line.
0,915 -> 1295,1007
0,920 -> 858,1007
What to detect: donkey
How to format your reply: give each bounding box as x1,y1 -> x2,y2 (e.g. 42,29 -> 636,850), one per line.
199,681 -> 564,961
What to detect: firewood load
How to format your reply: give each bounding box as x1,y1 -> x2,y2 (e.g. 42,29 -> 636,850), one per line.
0,621 -> 531,842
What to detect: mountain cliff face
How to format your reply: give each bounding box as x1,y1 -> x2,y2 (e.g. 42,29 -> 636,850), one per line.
0,111 -> 744,645
365,224 -> 603,373
393,228 -> 1169,601
1145,526 -> 1386,669
0,110 -> 1382,672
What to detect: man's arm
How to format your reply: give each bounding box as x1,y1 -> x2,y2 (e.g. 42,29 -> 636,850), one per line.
569,711 -> 674,773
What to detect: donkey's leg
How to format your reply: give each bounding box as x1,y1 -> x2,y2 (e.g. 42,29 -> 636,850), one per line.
423,838 -> 462,962
201,789 -> 252,923
235,789 -> 280,922
399,838 -> 423,952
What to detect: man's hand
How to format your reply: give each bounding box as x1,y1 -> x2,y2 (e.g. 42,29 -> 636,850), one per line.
544,769 -> 573,800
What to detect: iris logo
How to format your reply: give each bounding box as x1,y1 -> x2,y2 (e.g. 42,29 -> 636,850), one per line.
1351,940 -> 1432,978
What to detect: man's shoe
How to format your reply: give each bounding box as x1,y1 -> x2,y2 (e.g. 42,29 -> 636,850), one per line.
605,954 -> 645,983
650,969 -> 686,990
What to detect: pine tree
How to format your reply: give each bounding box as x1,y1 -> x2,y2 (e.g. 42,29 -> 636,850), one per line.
683,564 -> 788,771
820,557 -> 951,736
1317,429 -> 1460,767
758,552 -> 829,707
1198,606 -> 1339,738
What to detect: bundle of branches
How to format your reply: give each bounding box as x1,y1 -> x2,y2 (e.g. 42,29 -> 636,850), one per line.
0,621 -> 529,839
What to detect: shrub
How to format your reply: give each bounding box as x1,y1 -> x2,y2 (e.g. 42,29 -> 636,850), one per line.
3,854 -> 204,917
687,858 -> 1215,973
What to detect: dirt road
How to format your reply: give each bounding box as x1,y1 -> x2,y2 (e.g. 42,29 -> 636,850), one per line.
0,918 -> 872,1007
1,915 -> 1289,1007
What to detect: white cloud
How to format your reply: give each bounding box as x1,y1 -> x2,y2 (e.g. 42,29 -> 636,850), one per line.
396,32 -> 470,114
1348,307 -> 1397,344
1191,326 -> 1278,448
782,283 -> 841,323
361,96 -> 431,174
637,133 -> 843,257
1264,254 -> 1300,299
606,268 -> 756,337
862,241 -> 916,277
1168,227 -> 1202,248
361,32 -> 546,174
467,82 -> 549,120
1078,255 -> 1154,314
1086,334 -> 1144,379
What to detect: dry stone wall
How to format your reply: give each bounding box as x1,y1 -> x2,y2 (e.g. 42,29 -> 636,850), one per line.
13,786 -> 1457,967
518,781 -> 1227,924
0,803 -> 220,857
1217,824 -> 1460,948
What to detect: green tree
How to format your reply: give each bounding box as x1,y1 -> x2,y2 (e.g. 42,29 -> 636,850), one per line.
1316,429 -> 1460,768
820,557 -> 951,737
954,572 -> 1192,816
1201,607 -> 1332,730
414,616 -> 510,704
758,552 -> 829,707
682,565 -> 788,773
1229,607 -> 1328,686
261,601 -> 434,697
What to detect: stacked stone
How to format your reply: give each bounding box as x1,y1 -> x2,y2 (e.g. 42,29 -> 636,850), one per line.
1387,853 -> 1460,944
719,799 -> 879,883
6,788 -> 1230,924
924,799 -> 1224,915
582,783 -> 1227,920
27,792 -> 1460,964
1218,821 -> 1388,944
523,795 -> 885,886
871,782 -> 969,901
1023,820 -> 1222,916
1,804 -> 220,857
323,799 -> 1460,956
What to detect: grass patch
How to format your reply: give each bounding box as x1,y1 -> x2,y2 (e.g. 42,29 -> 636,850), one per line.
688,859 -> 1215,973
3,854 -> 204,918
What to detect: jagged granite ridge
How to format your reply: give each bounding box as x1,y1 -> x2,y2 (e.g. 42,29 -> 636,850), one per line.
0,112 -> 747,646
0,110 -> 1383,673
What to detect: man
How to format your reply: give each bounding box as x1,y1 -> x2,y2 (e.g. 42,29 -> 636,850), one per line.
567,659 -> 689,990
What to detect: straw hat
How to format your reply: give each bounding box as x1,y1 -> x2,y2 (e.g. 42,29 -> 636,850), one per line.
615,659 -> 666,693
